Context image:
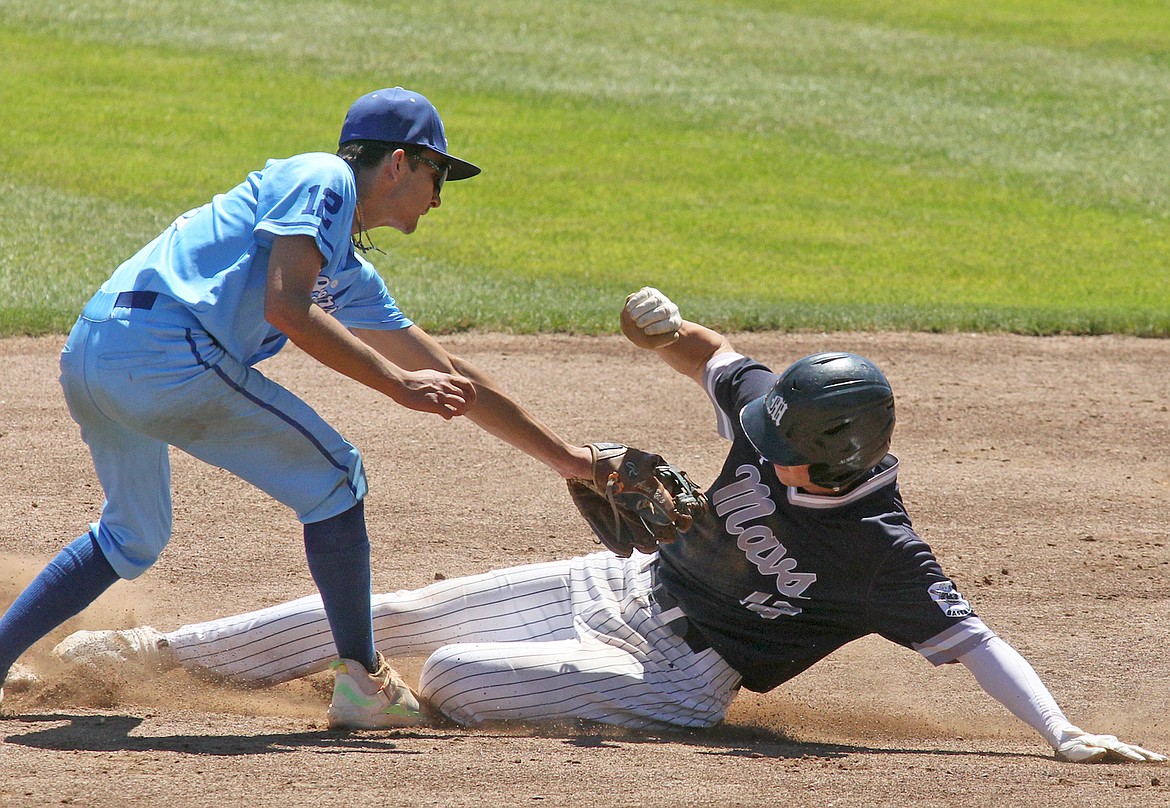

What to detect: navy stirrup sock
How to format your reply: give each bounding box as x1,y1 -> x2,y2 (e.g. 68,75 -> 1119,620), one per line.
303,500 -> 377,674
0,532 -> 120,679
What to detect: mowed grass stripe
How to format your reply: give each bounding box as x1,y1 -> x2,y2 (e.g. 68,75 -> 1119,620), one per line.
720,0 -> 1170,61
2,4 -> 1168,335
6,0 -> 1169,212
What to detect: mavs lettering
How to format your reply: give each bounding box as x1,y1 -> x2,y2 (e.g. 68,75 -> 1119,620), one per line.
711,464 -> 817,618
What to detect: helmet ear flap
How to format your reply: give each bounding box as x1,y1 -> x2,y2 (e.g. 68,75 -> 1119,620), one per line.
807,400 -> 895,490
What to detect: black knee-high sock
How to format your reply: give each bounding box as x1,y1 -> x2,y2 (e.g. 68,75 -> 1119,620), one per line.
303,500 -> 376,673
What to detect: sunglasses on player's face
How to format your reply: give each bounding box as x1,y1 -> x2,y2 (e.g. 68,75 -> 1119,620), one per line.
410,152 -> 448,196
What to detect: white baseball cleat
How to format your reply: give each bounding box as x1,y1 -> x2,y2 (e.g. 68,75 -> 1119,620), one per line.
1,663 -> 41,710
327,652 -> 425,730
3,662 -> 41,692
52,627 -> 176,673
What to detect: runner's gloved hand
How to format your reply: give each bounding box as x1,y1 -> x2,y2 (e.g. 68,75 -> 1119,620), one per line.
1054,725 -> 1167,763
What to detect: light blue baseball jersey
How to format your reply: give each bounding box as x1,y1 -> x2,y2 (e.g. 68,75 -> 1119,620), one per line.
101,152 -> 411,365
65,152 -> 414,577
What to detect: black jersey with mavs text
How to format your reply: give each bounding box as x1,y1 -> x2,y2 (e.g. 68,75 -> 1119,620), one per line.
655,353 -> 994,693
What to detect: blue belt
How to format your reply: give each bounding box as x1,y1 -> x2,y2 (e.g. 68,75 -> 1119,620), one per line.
114,291 -> 159,310
81,290 -> 188,324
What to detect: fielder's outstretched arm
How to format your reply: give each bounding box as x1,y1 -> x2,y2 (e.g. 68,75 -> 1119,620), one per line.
354,324 -> 591,480
957,635 -> 1165,763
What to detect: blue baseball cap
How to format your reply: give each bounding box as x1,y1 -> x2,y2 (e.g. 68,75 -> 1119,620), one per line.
339,87 -> 481,181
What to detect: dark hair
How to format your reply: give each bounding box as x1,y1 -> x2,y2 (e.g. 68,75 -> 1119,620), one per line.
337,140 -> 426,172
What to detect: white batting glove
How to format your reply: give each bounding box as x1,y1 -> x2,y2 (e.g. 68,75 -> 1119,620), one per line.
1054,725 -> 1167,763
624,287 -> 682,336
621,287 -> 682,349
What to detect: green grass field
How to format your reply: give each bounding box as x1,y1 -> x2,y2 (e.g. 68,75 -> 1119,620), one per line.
2,0 -> 1168,336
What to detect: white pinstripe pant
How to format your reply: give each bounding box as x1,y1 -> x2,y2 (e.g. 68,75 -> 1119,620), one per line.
166,552 -> 742,729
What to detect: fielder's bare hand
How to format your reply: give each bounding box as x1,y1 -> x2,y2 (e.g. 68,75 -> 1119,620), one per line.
396,368 -> 477,419
1054,725 -> 1167,763
622,287 -> 682,349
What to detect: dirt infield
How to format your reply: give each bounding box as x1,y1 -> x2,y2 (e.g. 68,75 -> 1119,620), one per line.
1,331 -> 1168,807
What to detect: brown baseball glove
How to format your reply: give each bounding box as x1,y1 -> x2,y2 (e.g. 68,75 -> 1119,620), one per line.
566,442 -> 708,557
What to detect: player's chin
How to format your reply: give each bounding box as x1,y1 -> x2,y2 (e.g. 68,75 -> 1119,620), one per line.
388,217 -> 420,235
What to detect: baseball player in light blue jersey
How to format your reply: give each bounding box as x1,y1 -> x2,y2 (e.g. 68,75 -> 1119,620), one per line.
43,289 -> 1165,763
0,88 -> 592,728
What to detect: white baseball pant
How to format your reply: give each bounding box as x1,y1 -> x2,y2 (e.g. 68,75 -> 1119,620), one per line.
165,552 -> 741,729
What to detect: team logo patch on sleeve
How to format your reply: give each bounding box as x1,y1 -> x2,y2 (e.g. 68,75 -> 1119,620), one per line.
927,581 -> 972,618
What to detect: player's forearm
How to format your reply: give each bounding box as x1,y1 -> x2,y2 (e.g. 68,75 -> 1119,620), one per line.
652,321 -> 734,384
957,635 -> 1070,749
264,235 -> 415,400
450,357 -> 591,479
271,301 -> 408,396
352,325 -> 587,476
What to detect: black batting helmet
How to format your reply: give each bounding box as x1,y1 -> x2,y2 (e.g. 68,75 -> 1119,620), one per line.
739,352 -> 896,491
